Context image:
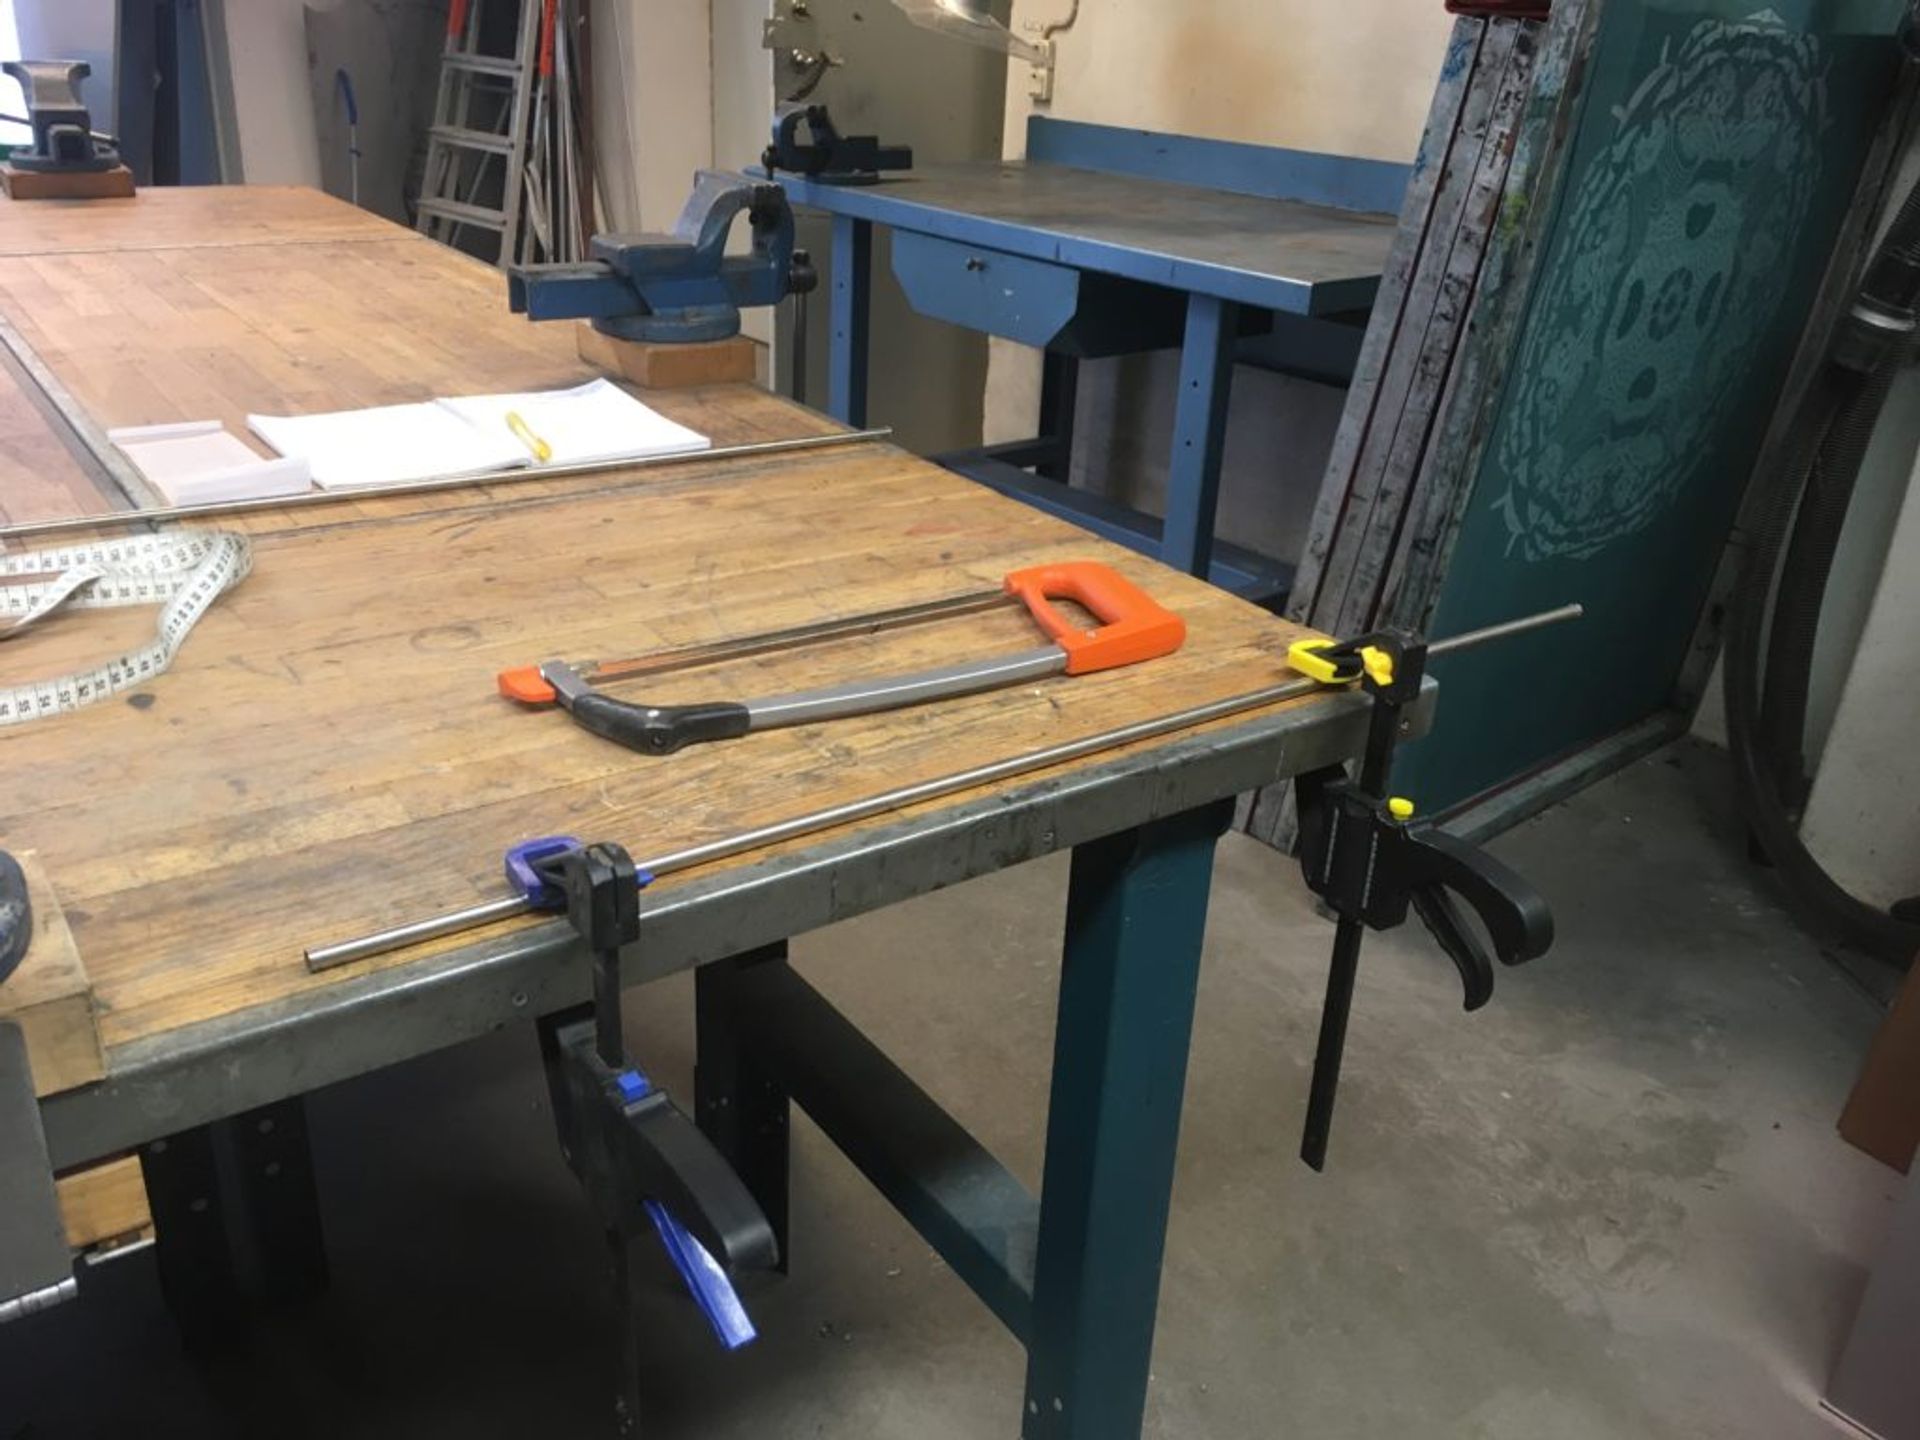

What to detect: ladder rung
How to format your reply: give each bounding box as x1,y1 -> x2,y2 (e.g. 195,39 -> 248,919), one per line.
443,53 -> 522,78
430,125 -> 513,156
416,197 -> 508,230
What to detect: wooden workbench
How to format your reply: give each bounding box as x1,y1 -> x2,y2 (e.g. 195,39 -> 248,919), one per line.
0,186 -> 1368,1440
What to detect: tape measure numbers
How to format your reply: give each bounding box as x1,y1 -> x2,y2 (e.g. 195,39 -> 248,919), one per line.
0,531 -> 253,725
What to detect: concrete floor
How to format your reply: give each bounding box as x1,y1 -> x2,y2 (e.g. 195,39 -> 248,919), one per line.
1,741 -> 1904,1438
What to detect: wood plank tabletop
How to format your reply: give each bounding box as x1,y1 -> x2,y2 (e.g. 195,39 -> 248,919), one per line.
0,185 -> 1329,1069
0,186 -> 401,257
0,359 -> 122,523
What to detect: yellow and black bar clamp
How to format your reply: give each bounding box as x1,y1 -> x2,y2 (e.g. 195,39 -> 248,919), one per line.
1288,627 -> 1555,1170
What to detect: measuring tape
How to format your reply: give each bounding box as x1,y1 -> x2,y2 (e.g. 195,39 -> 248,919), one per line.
0,531 -> 253,726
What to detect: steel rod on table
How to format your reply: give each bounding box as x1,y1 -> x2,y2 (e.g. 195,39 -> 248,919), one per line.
0,428 -> 894,544
305,604 -> 1583,972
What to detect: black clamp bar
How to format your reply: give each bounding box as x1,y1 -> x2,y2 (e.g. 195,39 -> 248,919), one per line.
1292,631 -> 1555,1170
530,841 -> 778,1430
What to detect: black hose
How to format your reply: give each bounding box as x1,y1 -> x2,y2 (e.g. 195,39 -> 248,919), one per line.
1725,156 -> 1920,961
1758,166 -> 1920,805
1757,362 -> 1894,808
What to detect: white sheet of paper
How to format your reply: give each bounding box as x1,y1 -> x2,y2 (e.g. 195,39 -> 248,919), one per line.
248,379 -> 712,489
435,379 -> 712,467
247,402 -> 526,490
109,420 -> 312,505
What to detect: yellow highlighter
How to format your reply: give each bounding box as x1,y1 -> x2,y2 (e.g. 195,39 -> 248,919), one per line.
504,410 -> 552,463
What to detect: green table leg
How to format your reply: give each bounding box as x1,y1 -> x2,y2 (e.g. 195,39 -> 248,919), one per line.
1022,799 -> 1235,1439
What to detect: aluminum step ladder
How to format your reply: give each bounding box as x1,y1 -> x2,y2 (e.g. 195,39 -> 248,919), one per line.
414,0 -> 540,266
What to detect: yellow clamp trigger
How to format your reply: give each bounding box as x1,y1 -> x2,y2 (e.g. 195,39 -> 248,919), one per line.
1285,638 -> 1344,684
1359,646 -> 1395,687
1388,797 -> 1415,821
1287,638 -> 1398,687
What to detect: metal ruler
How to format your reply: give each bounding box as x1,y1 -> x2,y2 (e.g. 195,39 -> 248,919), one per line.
0,531 -> 251,725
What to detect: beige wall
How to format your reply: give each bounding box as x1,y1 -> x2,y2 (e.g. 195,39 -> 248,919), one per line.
593,0 -> 716,233
220,0 -> 322,185
1000,0 -> 1458,163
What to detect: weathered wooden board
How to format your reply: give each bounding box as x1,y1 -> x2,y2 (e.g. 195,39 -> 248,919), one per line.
577,324 -> 761,389
0,164 -> 136,202
1316,18 -> 1528,638
1332,19 -> 1540,640
1289,17 -> 1486,626
0,185 -> 398,257
0,237 -> 838,537
0,185 -> 1331,1066
0,450 -> 1320,1054
56,1155 -> 151,1249
0,358 -> 123,523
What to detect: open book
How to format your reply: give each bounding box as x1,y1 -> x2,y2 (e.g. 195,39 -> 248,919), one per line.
248,379 -> 711,490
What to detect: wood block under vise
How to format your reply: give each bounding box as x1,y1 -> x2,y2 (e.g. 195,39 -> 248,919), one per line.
576,321 -> 759,389
56,1155 -> 152,1251
0,850 -> 106,1096
0,162 -> 137,200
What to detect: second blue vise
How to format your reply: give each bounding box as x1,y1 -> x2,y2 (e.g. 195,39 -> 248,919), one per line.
507,170 -> 817,344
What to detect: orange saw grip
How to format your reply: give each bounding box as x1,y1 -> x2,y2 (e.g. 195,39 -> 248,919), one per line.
499,664 -> 557,705
1002,561 -> 1186,675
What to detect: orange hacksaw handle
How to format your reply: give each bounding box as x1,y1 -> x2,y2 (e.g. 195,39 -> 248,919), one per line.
495,560 -> 1185,704
1002,560 -> 1186,675
499,664 -> 556,704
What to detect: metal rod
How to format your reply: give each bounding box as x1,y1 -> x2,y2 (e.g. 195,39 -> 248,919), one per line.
0,114 -> 118,144
0,428 -> 894,544
304,604 -> 1583,972
1429,603 -> 1583,656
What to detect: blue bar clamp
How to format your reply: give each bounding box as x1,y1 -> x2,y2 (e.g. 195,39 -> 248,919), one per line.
513,835 -> 776,1407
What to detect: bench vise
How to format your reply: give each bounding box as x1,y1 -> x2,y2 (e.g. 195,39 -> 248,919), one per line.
2,61 -> 119,173
763,103 -> 912,186
507,170 -> 816,344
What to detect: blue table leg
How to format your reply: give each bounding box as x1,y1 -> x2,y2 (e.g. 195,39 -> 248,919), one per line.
829,215 -> 872,426
1162,294 -> 1239,579
1022,799 -> 1235,1439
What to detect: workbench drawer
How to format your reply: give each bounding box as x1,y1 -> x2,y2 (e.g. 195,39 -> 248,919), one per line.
890,231 -> 1185,357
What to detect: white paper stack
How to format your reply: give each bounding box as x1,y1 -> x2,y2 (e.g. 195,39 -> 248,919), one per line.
247,379 -> 712,490
109,421 -> 311,505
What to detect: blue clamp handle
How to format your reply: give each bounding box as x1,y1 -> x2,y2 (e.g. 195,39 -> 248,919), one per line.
505,835 -> 654,910
618,1066 -> 758,1352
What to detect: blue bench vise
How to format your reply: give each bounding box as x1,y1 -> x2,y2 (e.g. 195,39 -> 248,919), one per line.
2,60 -> 119,173
507,170 -> 816,344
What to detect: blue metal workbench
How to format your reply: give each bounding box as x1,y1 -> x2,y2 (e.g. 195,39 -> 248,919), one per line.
772,117 -> 1409,600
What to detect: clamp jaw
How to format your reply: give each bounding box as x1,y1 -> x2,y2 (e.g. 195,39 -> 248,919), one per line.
508,170 -> 817,344
522,838 -> 777,1427
2,61 -> 118,174
1289,630 -> 1555,1169
762,103 -> 912,186
0,850 -> 29,985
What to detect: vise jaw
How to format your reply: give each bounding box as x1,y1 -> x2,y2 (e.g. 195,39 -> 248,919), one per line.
508,170 -> 817,344
3,61 -> 119,174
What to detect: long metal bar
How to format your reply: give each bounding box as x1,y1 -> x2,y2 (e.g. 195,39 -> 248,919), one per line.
0,428 -> 894,544
305,603 -> 1581,971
